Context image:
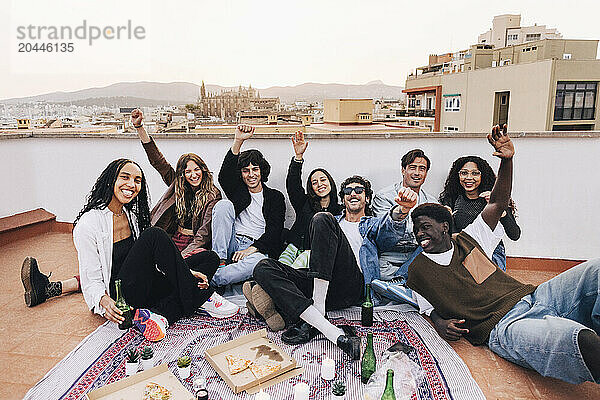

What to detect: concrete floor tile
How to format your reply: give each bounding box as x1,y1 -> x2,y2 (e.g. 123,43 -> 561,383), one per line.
0,353 -> 60,385
0,381 -> 34,400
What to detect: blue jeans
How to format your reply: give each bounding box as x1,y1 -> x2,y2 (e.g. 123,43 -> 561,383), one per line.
210,200 -> 267,287
492,241 -> 507,271
488,258 -> 600,384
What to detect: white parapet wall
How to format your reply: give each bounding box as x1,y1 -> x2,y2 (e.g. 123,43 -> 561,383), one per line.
1,131 -> 599,260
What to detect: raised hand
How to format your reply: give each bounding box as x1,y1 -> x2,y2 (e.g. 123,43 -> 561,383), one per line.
487,124 -> 514,159
394,186 -> 418,212
291,130 -> 308,159
235,124 -> 255,142
131,108 -> 143,127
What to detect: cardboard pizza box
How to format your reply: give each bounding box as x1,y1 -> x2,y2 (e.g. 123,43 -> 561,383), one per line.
204,328 -> 303,394
86,363 -> 194,400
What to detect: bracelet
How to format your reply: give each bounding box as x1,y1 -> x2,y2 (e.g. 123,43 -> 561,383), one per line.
133,124 -> 143,129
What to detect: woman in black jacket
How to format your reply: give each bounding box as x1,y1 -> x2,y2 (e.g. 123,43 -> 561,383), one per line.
279,131 -> 342,268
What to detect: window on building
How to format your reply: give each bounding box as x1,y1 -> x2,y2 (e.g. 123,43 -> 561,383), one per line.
508,34 -> 519,40
444,97 -> 460,112
525,33 -> 541,41
552,124 -> 594,131
444,126 -> 459,132
563,53 -> 572,60
554,82 -> 597,121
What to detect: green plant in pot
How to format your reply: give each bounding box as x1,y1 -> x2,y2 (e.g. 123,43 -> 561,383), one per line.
140,346 -> 154,370
125,348 -> 140,376
331,380 -> 346,399
177,355 -> 192,379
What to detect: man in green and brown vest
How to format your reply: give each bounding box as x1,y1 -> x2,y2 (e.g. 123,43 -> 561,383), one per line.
404,125 -> 600,385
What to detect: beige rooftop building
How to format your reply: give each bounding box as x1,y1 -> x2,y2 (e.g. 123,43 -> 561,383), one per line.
478,14 -> 562,48
405,15 -> 600,133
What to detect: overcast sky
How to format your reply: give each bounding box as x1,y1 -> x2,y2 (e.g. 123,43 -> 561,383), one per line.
2,0 -> 600,99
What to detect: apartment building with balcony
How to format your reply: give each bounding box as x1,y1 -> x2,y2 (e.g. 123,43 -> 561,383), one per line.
478,14 -> 563,48
405,36 -> 600,132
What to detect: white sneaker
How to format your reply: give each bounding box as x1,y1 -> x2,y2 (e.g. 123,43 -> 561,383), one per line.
200,292 -> 239,318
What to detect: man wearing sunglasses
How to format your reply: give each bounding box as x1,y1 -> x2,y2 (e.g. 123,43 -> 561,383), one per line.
252,175 -> 418,359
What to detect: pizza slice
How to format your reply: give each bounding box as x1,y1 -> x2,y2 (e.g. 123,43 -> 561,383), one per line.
225,354 -> 253,374
142,382 -> 171,400
249,362 -> 281,380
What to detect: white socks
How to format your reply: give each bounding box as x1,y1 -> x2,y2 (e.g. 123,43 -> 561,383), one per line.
312,278 -> 329,316
300,305 -> 344,343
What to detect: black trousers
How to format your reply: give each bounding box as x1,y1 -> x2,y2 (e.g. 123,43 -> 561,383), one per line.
254,212 -> 364,324
118,227 -> 219,324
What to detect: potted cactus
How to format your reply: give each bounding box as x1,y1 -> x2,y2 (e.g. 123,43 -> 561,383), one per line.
331,380 -> 346,399
125,348 -> 140,376
140,346 -> 154,370
177,355 -> 192,379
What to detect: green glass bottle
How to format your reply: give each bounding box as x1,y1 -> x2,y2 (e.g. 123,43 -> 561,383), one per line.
114,279 -> 133,329
380,369 -> 396,400
361,283 -> 373,327
361,332 -> 376,384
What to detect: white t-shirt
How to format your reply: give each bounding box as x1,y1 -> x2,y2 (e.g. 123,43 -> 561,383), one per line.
235,191 -> 266,240
339,218 -> 363,270
413,214 -> 505,315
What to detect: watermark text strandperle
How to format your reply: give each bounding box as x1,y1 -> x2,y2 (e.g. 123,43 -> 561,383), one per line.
16,20 -> 146,46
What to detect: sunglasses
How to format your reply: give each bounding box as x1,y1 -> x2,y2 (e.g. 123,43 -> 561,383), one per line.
342,186 -> 365,195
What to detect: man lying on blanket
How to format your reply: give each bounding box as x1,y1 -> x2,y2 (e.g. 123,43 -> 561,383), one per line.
403,125 -> 600,385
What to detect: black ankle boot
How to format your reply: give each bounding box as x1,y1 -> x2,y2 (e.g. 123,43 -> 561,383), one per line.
21,257 -> 51,307
336,324 -> 361,360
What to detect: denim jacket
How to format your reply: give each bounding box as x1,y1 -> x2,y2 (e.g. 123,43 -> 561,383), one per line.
372,182 -> 438,279
335,209 -> 407,286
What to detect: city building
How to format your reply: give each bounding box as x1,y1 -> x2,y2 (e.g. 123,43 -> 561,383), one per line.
478,14 -> 562,48
323,99 -> 373,124
405,15 -> 600,132
190,82 -> 280,123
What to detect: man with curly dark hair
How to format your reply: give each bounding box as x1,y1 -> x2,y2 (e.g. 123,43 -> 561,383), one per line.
251,175 -> 417,360
210,125 -> 286,287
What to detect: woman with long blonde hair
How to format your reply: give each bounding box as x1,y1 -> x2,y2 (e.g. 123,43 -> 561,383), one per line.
132,109 -> 238,318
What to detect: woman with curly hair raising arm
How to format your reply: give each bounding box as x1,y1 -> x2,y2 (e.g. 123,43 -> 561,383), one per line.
439,155 -> 521,270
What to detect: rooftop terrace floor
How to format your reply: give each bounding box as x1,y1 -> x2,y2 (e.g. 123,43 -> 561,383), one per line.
1,230 -> 599,399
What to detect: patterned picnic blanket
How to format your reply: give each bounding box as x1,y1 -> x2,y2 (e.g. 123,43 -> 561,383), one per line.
24,305 -> 484,400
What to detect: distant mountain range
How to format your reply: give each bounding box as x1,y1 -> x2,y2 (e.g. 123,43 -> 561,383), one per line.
2,80 -> 405,105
